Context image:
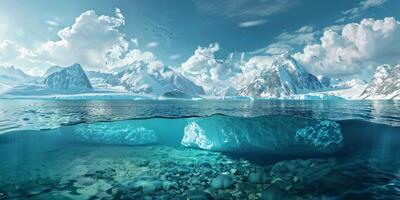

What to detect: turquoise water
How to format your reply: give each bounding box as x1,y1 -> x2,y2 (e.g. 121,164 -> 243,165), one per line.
0,100 -> 399,199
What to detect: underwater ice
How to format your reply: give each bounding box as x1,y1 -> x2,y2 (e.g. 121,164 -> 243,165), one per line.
56,115 -> 344,154
181,115 -> 344,154
63,121 -> 158,145
295,120 -> 343,153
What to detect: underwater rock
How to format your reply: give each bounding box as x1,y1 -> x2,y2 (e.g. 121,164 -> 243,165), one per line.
133,180 -> 162,194
62,121 -> 158,145
190,177 -> 202,185
186,189 -> 212,200
261,185 -> 294,200
248,169 -> 270,184
210,175 -> 234,189
181,115 -> 344,154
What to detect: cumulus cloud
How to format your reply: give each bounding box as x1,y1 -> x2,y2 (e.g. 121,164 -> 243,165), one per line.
337,0 -> 387,22
31,8 -> 129,71
180,43 -> 243,91
0,9 -> 163,75
114,49 -> 162,71
238,19 -> 267,28
0,40 -> 55,75
234,54 -> 276,86
294,17 -> 400,78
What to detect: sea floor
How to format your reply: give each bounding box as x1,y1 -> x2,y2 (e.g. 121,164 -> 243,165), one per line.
0,142 -> 399,200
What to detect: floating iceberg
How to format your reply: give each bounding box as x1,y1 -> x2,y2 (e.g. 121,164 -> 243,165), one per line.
60,121 -> 158,145
295,120 -> 343,153
181,115 -> 344,154
54,114 -> 343,154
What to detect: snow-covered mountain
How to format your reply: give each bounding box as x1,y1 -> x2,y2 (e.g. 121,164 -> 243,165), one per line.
333,79 -> 367,89
0,66 -> 39,92
116,65 -> 204,96
0,66 -> 37,85
88,62 -> 205,97
43,66 -> 63,77
360,64 -> 400,99
317,76 -> 342,88
43,63 -> 93,91
238,54 -> 322,98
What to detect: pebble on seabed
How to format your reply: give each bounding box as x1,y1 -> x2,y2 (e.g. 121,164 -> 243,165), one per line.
1,145 -> 398,199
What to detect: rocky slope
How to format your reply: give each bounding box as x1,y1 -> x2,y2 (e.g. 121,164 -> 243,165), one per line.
360,64 -> 400,99
88,62 -> 205,97
238,54 -> 322,98
44,63 -> 93,91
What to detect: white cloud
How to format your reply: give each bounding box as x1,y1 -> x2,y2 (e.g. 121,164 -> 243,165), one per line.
294,17 -> 400,78
338,0 -> 387,22
238,19 -> 267,28
180,43 -> 242,91
0,40 -> 54,75
0,9 -> 162,75
32,8 -> 128,71
114,49 -> 161,70
146,42 -> 158,48
234,54 -> 276,86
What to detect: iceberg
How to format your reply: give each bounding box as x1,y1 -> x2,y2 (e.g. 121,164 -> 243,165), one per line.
181,115 -> 344,154
295,120 -> 343,153
51,114 -> 344,154
60,121 -> 158,145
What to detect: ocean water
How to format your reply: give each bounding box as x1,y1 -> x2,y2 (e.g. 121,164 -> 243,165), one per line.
0,99 -> 399,199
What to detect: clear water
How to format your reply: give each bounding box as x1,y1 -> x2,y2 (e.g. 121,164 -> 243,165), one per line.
0,99 -> 399,199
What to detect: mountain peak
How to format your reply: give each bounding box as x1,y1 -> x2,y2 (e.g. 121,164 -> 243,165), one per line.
360,64 -> 400,99
44,63 -> 93,91
239,55 -> 322,98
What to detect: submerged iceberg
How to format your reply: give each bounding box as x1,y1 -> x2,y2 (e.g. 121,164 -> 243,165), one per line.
295,120 -> 343,153
60,121 -> 158,145
181,115 -> 344,154
54,114 -> 343,154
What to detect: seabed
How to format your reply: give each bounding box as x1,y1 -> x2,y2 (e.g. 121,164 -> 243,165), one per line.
0,143 -> 399,200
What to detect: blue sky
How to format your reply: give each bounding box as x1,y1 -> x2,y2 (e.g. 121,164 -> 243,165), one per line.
0,0 -> 399,79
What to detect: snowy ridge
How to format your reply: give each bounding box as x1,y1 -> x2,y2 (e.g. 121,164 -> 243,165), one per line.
43,63 -> 93,91
43,66 -> 63,77
92,62 -> 205,97
360,64 -> 400,99
0,66 -> 39,93
238,54 -> 322,98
